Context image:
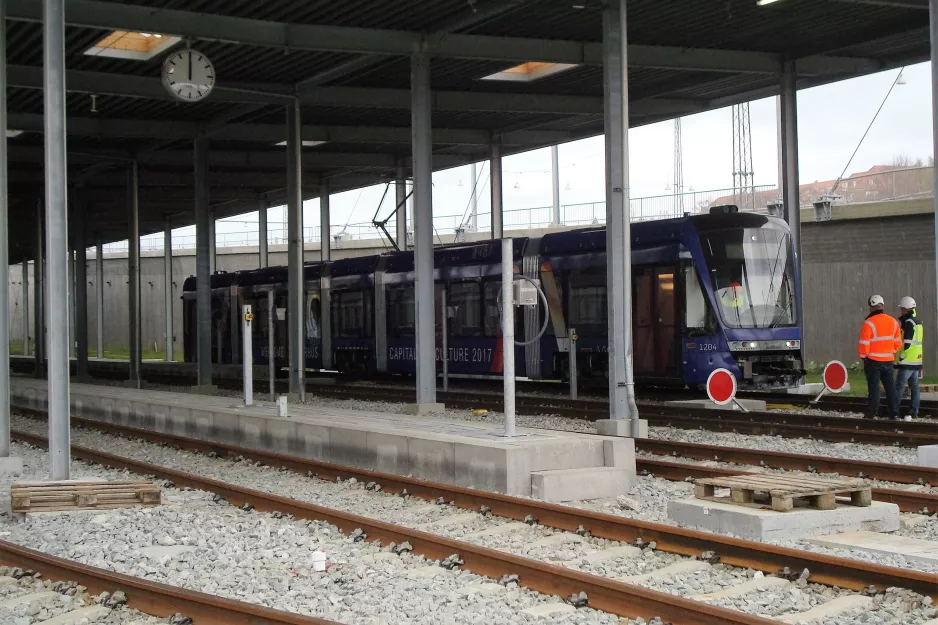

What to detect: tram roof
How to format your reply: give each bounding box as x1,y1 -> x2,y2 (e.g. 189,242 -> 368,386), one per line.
3,0 -> 929,259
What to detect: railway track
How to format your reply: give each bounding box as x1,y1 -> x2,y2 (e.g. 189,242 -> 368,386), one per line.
11,412 -> 936,604
0,541 -> 338,625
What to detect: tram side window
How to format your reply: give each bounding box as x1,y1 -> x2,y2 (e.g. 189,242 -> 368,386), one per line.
483,280 -> 501,337
449,281 -> 483,337
333,289 -> 372,337
387,285 -> 415,337
568,268 -> 607,335
684,264 -> 716,336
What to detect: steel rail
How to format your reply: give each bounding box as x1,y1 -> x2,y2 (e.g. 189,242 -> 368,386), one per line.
0,540 -> 338,625
12,417 -> 936,600
10,429 -> 778,625
635,438 -> 938,485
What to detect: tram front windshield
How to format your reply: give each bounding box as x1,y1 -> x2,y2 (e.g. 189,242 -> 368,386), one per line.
698,224 -> 797,329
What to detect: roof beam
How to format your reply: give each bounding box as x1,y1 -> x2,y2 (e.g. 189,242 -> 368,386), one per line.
3,0 -> 879,75
6,112 -> 574,146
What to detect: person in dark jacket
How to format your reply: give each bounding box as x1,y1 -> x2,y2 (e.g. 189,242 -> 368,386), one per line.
895,296 -> 924,421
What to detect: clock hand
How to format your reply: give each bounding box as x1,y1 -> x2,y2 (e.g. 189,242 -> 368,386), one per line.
188,52 -> 192,84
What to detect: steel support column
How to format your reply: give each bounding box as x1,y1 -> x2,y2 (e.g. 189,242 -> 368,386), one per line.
208,209 -> 216,274
286,101 -> 305,398
194,136 -> 212,386
127,161 -> 141,388
780,62 -> 804,364
320,180 -> 331,263
411,52 -> 436,405
395,160 -> 407,248
34,200 -> 44,372
258,195 -> 268,268
469,162 -> 478,232
164,219 -> 174,361
95,242 -> 103,358
931,0 -> 938,333
0,0 -> 9,458
44,0 -> 70,479
550,145 -> 561,226
601,0 -> 639,434
22,259 -> 29,356
74,200 -> 88,377
490,139 -> 503,239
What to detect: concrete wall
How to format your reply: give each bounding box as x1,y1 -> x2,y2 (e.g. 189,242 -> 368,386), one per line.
801,210 -> 936,368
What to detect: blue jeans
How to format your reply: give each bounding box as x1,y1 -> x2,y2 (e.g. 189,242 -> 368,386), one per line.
895,368 -> 921,417
864,359 -> 898,418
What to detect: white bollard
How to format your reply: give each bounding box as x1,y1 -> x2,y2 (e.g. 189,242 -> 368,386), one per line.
242,305 -> 254,406
277,395 -> 288,418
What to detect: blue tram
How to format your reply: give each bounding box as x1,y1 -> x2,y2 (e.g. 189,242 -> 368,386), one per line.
182,210 -> 804,389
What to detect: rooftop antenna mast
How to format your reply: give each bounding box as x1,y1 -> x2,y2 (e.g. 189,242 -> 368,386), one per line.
673,118 -> 684,214
732,103 -> 755,211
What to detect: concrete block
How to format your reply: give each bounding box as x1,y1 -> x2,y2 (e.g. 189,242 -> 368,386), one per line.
695,576 -> 790,600
667,398 -> 767,411
667,498 -> 899,541
407,438 -> 455,484
454,443 -> 508,494
527,439 -> 603,472
190,410 -> 214,438
603,437 -> 636,470
151,404 -> 170,432
36,605 -> 111,625
594,419 -> 648,438
330,428 -> 374,469
622,560 -> 711,583
213,411 -> 242,444
267,418 -> 296,453
918,445 -> 938,468
168,406 -> 191,436
294,423 -> 330,462
367,433 -> 409,475
133,401 -> 153,430
806,530 -> 938,566
530,467 -> 634,503
239,415 -> 268,449
0,457 -> 24,476
403,402 -> 446,416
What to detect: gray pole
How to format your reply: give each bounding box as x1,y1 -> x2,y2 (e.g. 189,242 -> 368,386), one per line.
95,242 -> 104,358
22,260 -> 29,355
242,305 -> 253,407
600,0 -> 639,436
267,289 -> 275,401
395,160 -> 408,248
68,248 -> 74,358
164,219 -> 174,361
194,136 -> 212,387
320,180 -> 331,262
258,195 -> 268,268
286,101 -> 305,399
931,0 -> 938,337
551,145 -> 561,226
0,0 -> 9,458
127,161 -> 141,388
412,51 -> 436,407
469,162 -> 478,232
491,139 -> 503,239
44,0 -> 71,479
75,201 -> 88,378
569,327 -> 577,401
441,288 -> 448,392
34,200 -> 43,371
776,96 -> 784,199
501,237 -> 515,437
780,63 -> 804,365
208,209 -> 216,275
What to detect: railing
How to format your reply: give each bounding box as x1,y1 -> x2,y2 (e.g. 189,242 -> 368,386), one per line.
105,168 -> 933,254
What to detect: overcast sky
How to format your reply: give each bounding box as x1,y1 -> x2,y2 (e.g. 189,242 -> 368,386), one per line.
143,61 -> 933,250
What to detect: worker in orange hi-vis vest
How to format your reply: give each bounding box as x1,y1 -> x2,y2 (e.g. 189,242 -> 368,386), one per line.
857,294 -> 902,420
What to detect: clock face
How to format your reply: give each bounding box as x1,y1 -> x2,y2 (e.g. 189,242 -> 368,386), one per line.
161,49 -> 215,102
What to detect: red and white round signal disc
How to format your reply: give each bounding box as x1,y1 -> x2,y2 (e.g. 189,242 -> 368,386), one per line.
706,368 -> 737,406
822,360 -> 848,393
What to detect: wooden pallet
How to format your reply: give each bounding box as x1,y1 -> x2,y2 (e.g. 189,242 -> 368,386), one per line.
693,475 -> 871,512
10,480 -> 161,513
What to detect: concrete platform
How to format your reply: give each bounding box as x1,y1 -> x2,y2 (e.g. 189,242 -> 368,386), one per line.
10,378 -> 636,502
667,497 -> 899,541
667,398 -> 767,411
919,445 -> 938,468
806,530 -> 938,566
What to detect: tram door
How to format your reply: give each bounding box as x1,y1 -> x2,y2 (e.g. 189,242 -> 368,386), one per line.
633,266 -> 679,375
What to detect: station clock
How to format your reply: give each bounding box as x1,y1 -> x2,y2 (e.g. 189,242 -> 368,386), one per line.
161,48 -> 216,102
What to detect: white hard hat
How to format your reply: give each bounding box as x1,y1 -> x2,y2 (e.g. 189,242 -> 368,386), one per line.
900,296 -> 916,309
868,294 -> 884,307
